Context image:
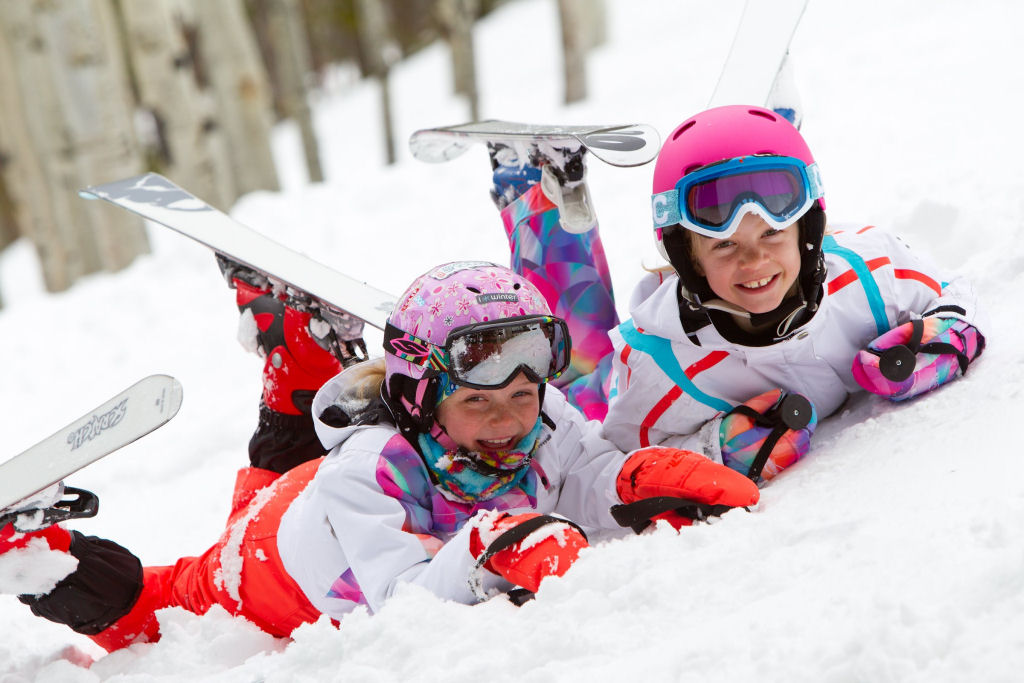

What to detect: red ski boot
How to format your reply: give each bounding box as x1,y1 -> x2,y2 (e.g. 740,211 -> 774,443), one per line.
219,256 -> 368,416
219,257 -> 369,473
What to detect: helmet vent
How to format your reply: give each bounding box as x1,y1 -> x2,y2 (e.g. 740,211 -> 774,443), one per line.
466,286 -> 482,294
748,109 -> 777,122
671,120 -> 696,140
513,283 -> 521,290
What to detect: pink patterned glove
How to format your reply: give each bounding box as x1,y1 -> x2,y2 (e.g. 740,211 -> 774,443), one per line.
719,389 -> 817,483
851,317 -> 984,401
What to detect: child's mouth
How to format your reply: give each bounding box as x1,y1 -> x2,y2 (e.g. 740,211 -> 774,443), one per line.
477,437 -> 516,451
737,274 -> 778,291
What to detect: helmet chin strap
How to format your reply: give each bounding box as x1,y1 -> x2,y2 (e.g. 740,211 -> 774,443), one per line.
775,302 -> 809,338
701,291 -> 809,337
429,420 -> 459,450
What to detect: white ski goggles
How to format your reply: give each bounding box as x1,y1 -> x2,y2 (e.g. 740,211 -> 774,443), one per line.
652,155 -> 823,238
385,315 -> 571,390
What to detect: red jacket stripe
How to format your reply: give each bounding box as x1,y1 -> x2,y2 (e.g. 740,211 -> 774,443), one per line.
638,351 -> 728,448
827,257 -> 892,294
894,268 -> 943,296
686,350 -> 729,378
640,385 -> 683,448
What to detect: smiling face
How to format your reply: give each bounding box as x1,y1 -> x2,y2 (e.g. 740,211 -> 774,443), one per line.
689,213 -> 802,314
435,373 -> 541,453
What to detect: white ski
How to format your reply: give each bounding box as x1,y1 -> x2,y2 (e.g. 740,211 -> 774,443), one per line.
408,120 -> 661,167
708,0 -> 810,109
0,374 -> 183,512
409,121 -> 660,233
80,173 -> 397,331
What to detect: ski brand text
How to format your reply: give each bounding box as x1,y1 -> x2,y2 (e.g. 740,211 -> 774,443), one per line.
66,399 -> 129,451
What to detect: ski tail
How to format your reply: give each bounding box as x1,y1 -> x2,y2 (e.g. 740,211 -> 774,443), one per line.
708,0 -> 810,109
408,121 -> 660,168
0,375 -> 183,511
80,173 -> 395,331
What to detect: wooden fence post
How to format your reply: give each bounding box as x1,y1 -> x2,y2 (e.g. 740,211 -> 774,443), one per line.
117,0 -> 235,209
264,0 -> 324,183
0,0 -> 148,292
557,0 -> 587,105
354,0 -> 397,165
190,0 -> 280,197
436,0 -> 480,121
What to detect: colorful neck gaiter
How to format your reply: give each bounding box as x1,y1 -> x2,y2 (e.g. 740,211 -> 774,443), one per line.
417,418 -> 544,503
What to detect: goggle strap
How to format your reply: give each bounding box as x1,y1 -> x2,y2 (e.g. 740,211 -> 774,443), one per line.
652,188 -> 683,230
426,347 -> 447,372
806,162 -> 824,201
383,322 -> 448,371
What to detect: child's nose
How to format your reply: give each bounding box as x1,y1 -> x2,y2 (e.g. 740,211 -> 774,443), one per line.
486,400 -> 522,428
496,407 -> 521,428
738,241 -> 768,266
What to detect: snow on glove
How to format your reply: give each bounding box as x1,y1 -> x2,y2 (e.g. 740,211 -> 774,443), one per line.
0,482 -> 83,555
612,447 -> 760,532
720,389 -> 817,483
851,317 -> 984,401
0,522 -> 76,597
0,521 -> 71,556
469,511 -> 588,595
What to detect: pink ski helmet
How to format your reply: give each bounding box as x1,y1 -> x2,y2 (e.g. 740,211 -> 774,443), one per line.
652,105 -> 822,198
652,105 -> 828,307
381,261 -> 563,436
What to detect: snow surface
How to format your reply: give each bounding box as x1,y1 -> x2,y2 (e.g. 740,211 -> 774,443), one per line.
1,0 -> 1023,680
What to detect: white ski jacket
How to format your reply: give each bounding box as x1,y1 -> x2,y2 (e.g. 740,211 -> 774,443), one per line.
604,226 -> 984,459
277,374 -> 627,621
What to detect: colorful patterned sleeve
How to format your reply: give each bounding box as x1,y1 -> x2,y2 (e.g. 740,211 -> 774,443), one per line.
500,183 -> 619,421
320,433 -> 526,612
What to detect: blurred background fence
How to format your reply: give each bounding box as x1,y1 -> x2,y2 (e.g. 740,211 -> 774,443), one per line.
0,0 -> 605,306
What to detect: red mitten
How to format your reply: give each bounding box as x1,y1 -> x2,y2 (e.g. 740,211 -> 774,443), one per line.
2,482 -> 76,555
469,511 -> 588,594
0,521 -> 71,555
612,447 -> 760,532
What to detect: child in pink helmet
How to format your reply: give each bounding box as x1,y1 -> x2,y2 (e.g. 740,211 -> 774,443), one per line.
1,262 -> 758,650
489,105 -> 985,484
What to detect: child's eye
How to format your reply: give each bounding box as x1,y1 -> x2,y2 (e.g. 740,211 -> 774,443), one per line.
763,229 -> 782,238
712,239 -> 735,250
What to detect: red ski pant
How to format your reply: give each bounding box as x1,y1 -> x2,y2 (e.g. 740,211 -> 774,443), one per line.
90,458 -> 325,651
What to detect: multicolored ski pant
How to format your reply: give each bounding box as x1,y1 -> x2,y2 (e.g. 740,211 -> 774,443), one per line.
499,183 -> 618,421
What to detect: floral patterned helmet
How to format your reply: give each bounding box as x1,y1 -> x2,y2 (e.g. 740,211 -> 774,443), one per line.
381,261 -> 568,435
